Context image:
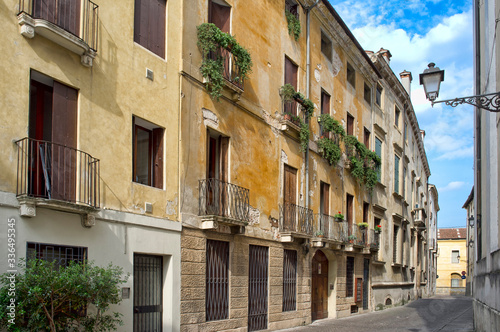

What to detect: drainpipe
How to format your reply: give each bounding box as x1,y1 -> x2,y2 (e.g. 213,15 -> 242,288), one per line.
298,0 -> 320,210
473,0 -> 481,263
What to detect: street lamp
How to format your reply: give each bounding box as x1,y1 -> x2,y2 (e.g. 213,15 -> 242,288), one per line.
419,63 -> 500,112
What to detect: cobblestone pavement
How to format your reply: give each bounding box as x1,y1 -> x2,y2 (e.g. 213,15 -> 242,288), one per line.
277,296 -> 474,332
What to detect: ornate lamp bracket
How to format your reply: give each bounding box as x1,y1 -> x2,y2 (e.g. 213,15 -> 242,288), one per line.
432,92 -> 500,112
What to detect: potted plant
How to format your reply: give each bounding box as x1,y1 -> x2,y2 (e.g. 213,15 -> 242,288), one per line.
358,222 -> 369,230
315,230 -> 324,238
347,234 -> 357,243
374,225 -> 382,233
334,212 -> 344,222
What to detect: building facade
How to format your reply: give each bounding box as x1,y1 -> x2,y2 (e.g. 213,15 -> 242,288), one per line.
472,0 -> 500,330
436,228 -> 467,295
0,0 -> 182,330
428,184 -> 439,296
463,187 -> 474,296
178,1 -> 434,331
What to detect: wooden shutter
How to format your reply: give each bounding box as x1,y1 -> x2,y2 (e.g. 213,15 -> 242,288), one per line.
284,57 -> 298,90
208,136 -> 217,179
346,194 -> 353,236
321,92 -> 330,115
58,0 -> 80,36
51,81 -> 77,202
152,128 -> 163,189
134,0 -> 166,58
283,165 -> 296,206
347,114 -> 354,136
320,182 -> 329,215
219,136 -> 229,182
364,128 -> 370,147
209,0 -> 231,33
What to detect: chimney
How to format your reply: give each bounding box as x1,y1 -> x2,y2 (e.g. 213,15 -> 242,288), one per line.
378,48 -> 392,64
420,130 -> 425,143
400,70 -> 413,95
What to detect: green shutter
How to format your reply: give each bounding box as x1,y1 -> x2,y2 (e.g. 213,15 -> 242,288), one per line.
394,155 -> 400,193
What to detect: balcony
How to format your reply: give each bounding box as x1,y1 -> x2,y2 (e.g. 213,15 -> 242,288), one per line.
279,203 -> 313,241
369,230 -> 380,251
16,138 -> 100,220
17,0 -> 99,67
411,208 -> 427,228
199,178 -> 250,230
312,214 -> 348,247
208,47 -> 245,94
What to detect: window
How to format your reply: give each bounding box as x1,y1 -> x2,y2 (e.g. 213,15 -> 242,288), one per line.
364,82 -> 371,104
364,128 -> 370,148
451,273 -> 462,287
321,31 -> 332,62
394,155 -> 400,194
27,242 -> 87,266
206,240 -> 229,321
375,137 -> 382,181
346,257 -> 354,297
363,202 -> 369,223
347,114 -> 354,136
209,0 -> 231,33
346,193 -> 354,236
29,71 -> 78,201
395,106 -> 401,127
284,56 -> 299,116
347,62 -> 355,88
451,250 -> 460,264
283,165 -> 297,229
133,116 -> 164,188
375,84 -> 383,107
134,0 -> 166,58
283,249 -> 297,312
404,122 -> 408,142
248,245 -> 268,331
320,182 -> 330,216
320,90 -> 331,136
393,225 -> 399,263
32,0 -> 81,35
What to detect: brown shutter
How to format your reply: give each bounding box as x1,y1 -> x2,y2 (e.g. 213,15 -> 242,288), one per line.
34,0 -> 56,26
284,57 -> 298,90
347,114 -> 354,136
208,137 -> 217,179
134,0 -> 165,58
152,128 -> 163,189
321,183 -> 329,215
52,81 -> 77,201
58,0 -> 80,36
346,194 -> 353,236
219,136 -> 229,182
284,165 -> 296,206
321,92 -> 330,115
209,0 -> 231,33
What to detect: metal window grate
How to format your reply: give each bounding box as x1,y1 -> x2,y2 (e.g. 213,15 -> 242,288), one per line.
27,242 -> 87,266
283,249 -> 297,312
248,245 -> 268,331
346,257 -> 354,297
134,254 -> 163,332
206,240 -> 229,321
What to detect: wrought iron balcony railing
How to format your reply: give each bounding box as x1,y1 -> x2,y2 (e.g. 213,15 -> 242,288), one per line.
279,203 -> 313,236
209,47 -> 244,90
199,178 -> 250,224
369,230 -> 380,250
18,0 -> 99,52
354,224 -> 368,247
314,214 -> 348,243
16,137 -> 100,208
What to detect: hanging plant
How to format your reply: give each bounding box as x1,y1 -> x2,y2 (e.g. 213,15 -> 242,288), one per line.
299,120 -> 310,152
285,10 -> 301,41
197,23 -> 253,100
344,135 -> 381,191
317,136 -> 342,165
318,114 -> 346,138
280,83 -> 296,101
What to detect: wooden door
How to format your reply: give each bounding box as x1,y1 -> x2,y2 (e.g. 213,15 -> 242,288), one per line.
312,250 -> 328,321
283,165 -> 297,231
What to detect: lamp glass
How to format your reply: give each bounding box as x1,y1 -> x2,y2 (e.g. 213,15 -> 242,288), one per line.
422,72 -> 443,101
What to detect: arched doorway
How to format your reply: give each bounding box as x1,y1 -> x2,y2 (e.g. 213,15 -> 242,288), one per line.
312,250 -> 328,321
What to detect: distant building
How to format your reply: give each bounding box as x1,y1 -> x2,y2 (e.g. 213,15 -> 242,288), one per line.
436,228 -> 467,295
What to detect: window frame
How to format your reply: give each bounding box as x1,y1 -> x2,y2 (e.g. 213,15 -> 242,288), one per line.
394,154 -> 400,194
347,62 -> 355,88
132,116 -> 164,189
364,82 -> 371,104
375,84 -> 383,107
320,30 -> 333,62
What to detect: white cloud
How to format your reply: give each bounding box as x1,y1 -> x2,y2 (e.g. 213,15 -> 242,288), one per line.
438,181 -> 466,192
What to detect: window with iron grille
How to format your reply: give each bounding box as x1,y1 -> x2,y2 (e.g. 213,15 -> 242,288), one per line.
283,249 -> 297,312
346,256 -> 354,297
206,239 -> 229,321
27,242 -> 87,266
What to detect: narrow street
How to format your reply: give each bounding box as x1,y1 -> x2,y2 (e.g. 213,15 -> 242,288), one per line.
277,296 -> 474,332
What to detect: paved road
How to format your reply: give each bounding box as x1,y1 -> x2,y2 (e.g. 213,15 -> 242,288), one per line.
277,296 -> 473,332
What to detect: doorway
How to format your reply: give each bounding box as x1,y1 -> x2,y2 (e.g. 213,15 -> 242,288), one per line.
311,250 -> 328,321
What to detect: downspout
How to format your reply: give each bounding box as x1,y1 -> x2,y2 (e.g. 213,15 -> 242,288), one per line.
473,0 -> 481,262
298,0 -> 320,210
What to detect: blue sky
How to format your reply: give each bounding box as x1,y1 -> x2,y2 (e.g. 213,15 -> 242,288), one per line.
329,0 -> 474,228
